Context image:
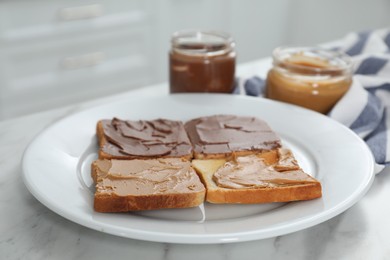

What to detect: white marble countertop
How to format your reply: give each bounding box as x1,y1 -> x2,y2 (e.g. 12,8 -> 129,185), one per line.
1,59 -> 390,260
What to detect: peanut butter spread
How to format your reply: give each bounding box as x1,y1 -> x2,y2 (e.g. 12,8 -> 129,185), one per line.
185,115 -> 281,155
213,149 -> 316,189
93,158 -> 205,196
101,118 -> 192,157
266,48 -> 352,114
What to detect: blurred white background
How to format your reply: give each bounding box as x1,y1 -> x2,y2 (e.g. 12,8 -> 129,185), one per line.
0,0 -> 389,119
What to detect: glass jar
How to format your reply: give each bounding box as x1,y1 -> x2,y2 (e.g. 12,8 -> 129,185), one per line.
265,47 -> 353,114
169,30 -> 236,93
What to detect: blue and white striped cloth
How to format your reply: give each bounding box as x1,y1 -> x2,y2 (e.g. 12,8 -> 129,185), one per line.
237,28 -> 390,174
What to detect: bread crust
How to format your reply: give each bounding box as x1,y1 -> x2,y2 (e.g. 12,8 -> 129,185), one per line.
96,121 -> 192,161
205,183 -> 322,204
94,192 -> 205,212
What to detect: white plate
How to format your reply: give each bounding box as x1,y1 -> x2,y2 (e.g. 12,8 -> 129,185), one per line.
22,94 -> 375,244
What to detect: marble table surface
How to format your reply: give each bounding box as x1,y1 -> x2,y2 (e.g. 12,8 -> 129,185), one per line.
1,60 -> 390,260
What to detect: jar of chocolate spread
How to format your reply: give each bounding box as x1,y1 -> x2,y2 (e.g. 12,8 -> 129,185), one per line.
169,30 -> 236,93
265,47 -> 353,114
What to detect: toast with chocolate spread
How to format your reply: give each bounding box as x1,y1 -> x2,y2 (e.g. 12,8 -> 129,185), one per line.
97,118 -> 193,160
184,115 -> 282,159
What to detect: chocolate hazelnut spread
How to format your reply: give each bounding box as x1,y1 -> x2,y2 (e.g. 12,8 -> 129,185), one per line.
266,47 -> 353,114
101,118 -> 192,158
169,30 -> 236,93
185,115 -> 281,156
213,149 -> 316,189
93,159 -> 205,196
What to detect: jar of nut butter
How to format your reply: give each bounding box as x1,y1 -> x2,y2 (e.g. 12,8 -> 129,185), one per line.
265,47 -> 353,114
169,30 -> 236,93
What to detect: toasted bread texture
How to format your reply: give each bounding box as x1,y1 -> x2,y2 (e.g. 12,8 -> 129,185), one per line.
92,158 -> 205,212
192,149 -> 322,204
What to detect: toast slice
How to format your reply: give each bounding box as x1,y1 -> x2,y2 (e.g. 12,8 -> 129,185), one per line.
97,118 -> 193,160
184,114 -> 281,159
92,158 -> 205,212
192,148 -> 322,204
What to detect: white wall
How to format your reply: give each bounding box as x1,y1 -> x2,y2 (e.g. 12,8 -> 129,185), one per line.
284,0 -> 390,46
0,0 -> 389,119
